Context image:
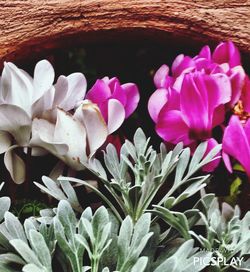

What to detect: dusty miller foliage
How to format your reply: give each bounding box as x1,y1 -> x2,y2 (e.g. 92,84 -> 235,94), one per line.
0,128 -> 249,272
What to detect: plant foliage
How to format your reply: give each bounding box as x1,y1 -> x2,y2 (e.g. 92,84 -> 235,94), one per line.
0,129 -> 249,271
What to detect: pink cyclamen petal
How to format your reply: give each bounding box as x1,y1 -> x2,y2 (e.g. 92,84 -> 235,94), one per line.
156,109 -> 191,145
242,76 -> 250,113
154,64 -> 171,88
172,54 -> 195,77
212,105 -> 225,128
148,88 -> 168,123
110,79 -> 127,107
164,87 -> 180,111
243,117 -> 250,147
193,45 -> 212,70
180,73 -> 209,137
223,115 -> 250,177
202,138 -> 221,172
86,79 -> 111,104
229,66 -> 245,107
222,151 -> 233,173
212,41 -> 241,68
122,83 -> 140,118
198,45 -> 211,60
205,73 -> 231,110
172,73 -> 185,92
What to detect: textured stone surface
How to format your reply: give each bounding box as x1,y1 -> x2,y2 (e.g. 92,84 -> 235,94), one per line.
0,0 -> 250,63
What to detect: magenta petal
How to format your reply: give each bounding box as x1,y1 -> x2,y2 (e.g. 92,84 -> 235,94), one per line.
212,105 -> 225,128
242,76 -> 250,113
180,73 -> 209,134
194,58 -> 211,71
122,83 -> 140,118
98,101 -> 108,122
222,151 -> 233,173
172,73 -> 185,92
154,64 -> 170,88
209,63 -> 225,74
86,79 -> 111,104
198,45 -> 211,59
156,109 -> 191,145
148,88 -> 168,123
107,77 -> 119,90
229,66 -> 245,107
212,41 -> 241,67
202,138 -> 221,172
180,73 -> 229,137
223,115 -> 250,177
172,54 -> 195,77
111,81 -> 127,107
244,118 -> 250,145
205,74 -> 231,108
166,87 -> 180,111
108,77 -> 127,106
102,76 -> 110,84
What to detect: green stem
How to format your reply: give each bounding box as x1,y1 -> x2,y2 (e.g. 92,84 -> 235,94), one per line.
71,253 -> 82,272
106,184 -> 128,214
59,177 -> 123,222
92,255 -> 100,272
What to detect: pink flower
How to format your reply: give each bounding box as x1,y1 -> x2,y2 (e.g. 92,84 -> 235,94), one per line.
212,41 -> 241,68
86,77 -> 140,133
154,72 -> 231,145
150,41 -> 245,114
149,71 -> 231,172
223,115 -> 250,178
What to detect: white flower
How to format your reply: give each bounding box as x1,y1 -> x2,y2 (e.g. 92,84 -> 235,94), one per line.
0,60 -> 87,183
30,101 -> 108,171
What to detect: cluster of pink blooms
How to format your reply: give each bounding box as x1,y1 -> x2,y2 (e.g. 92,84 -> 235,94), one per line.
148,41 -> 250,173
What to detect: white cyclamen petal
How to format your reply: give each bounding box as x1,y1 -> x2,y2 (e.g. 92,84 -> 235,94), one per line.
53,76 -> 69,107
55,73 -> 87,111
4,145 -> 26,184
32,60 -> 55,103
54,108 -> 87,168
30,118 -> 69,156
0,104 -> 31,146
32,86 -> 55,118
74,101 -> 108,156
1,62 -> 33,114
0,131 -> 12,154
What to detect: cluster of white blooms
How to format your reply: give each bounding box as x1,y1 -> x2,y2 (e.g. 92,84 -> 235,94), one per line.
0,60 -> 108,183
